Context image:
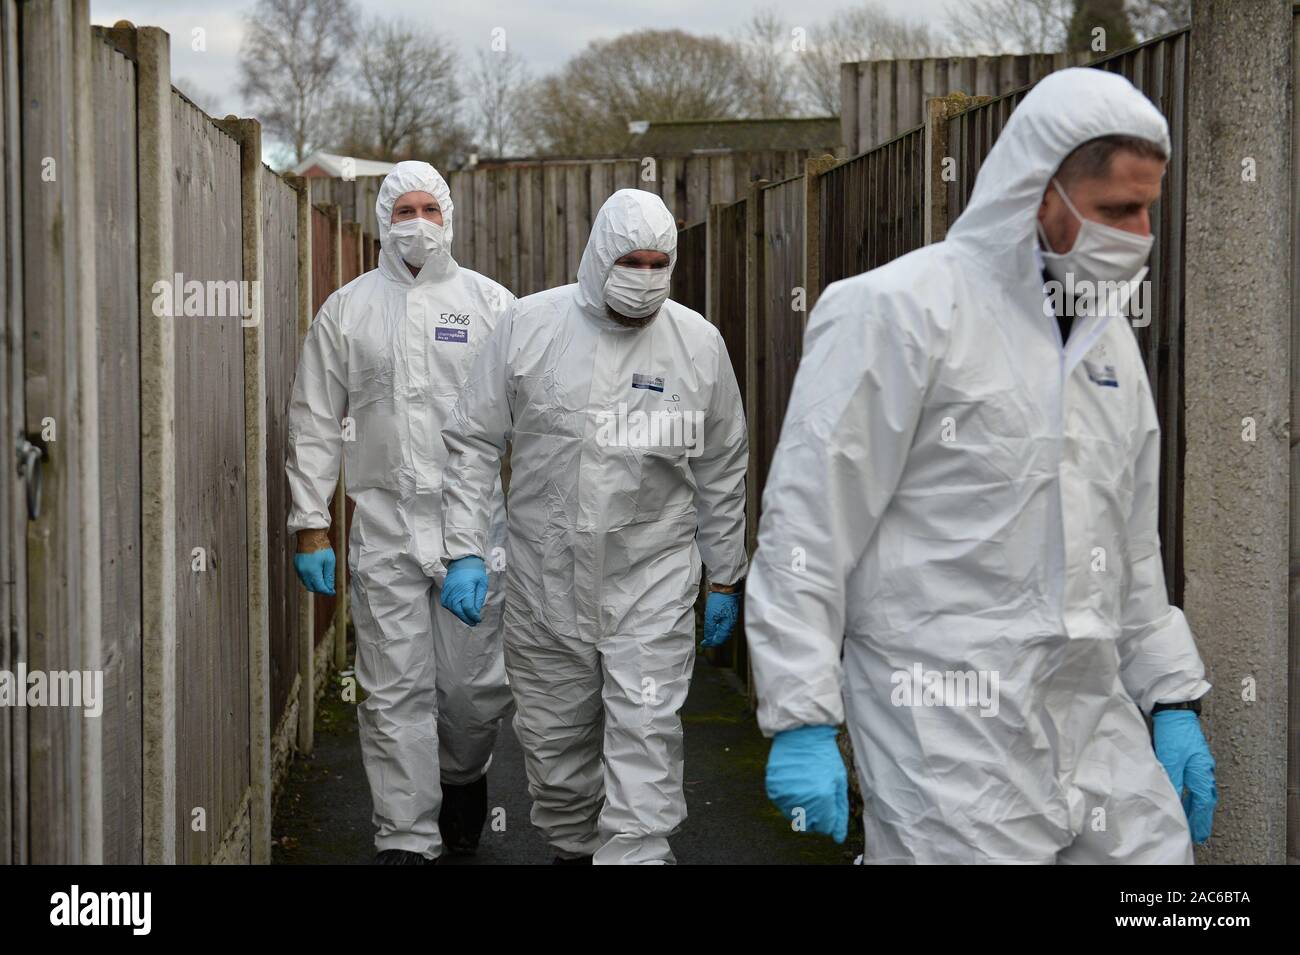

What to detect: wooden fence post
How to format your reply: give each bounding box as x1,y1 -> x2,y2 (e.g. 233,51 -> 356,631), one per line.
0,0 -> 25,865
214,115 -> 272,866
20,0 -> 87,865
803,155 -> 838,315
69,0 -> 103,865
287,176 -> 315,756
744,180 -> 767,561
706,202 -> 722,330
743,180 -> 767,704
329,206 -> 348,673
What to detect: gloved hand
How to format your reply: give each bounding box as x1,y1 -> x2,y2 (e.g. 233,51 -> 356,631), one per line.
293,547 -> 336,595
1153,709 -> 1216,843
765,724 -> 848,843
699,589 -> 740,648
441,556 -> 489,627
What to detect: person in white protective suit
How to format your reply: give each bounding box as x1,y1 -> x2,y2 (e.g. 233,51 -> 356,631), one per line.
286,161 -> 515,865
439,189 -> 749,865
747,68 -> 1216,864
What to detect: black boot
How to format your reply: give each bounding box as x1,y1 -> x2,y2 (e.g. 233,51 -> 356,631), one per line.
374,849 -> 434,865
439,776 -> 489,856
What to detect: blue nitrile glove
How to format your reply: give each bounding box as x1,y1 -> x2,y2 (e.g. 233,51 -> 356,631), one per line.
441,556 -> 489,627
1153,709 -> 1217,843
765,724 -> 849,843
699,590 -> 741,648
293,548 -> 336,595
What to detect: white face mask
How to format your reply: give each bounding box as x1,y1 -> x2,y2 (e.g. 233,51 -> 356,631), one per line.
604,264 -> 671,320
1038,178 -> 1153,286
388,216 -> 449,269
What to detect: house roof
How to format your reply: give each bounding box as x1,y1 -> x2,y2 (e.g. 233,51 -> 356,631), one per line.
622,116 -> 841,154
290,151 -> 396,178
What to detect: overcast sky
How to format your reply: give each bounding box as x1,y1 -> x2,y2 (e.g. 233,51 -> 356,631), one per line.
91,0 -> 954,120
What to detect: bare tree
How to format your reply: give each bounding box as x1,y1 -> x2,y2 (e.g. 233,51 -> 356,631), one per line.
473,48 -> 532,158
796,3 -> 939,115
238,0 -> 358,163
1125,0 -> 1191,38
735,8 -> 803,118
946,0 -> 1185,55
530,29 -> 744,156
402,120 -> 478,172
350,18 -> 461,157
945,0 -> 1071,54
322,90 -> 376,158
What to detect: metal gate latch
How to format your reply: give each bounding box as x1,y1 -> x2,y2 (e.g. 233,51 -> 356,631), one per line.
16,435 -> 43,521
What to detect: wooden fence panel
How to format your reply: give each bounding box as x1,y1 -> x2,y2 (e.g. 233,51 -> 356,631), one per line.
92,34 -> 142,866
589,162 -> 613,235
308,206 -> 341,648
711,197 -> 751,679
819,125 -> 926,290
673,220 -> 708,318
261,169 -> 300,733
0,0 -> 20,866
518,165 -> 544,295
542,165 -> 566,290
613,159 -> 638,193
169,93 -> 249,864
453,167 -> 474,274
311,207 -> 337,315
19,0 -> 85,865
492,168 -> 517,294
714,198 -> 749,398
442,153 -> 815,292
756,177 -> 806,492
841,52 -> 1087,154
341,222 -> 360,285
472,168 -> 489,279
685,156 -> 710,224
308,175 -> 382,232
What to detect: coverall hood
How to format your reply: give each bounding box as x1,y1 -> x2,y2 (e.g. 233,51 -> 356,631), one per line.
575,188 -> 678,318
376,160 -> 455,248
945,67 -> 1170,282
375,161 -> 457,283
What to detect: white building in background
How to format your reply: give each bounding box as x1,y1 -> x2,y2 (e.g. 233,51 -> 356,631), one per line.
290,151 -> 396,180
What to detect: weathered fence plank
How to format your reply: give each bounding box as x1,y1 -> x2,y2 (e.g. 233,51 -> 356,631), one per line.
841,51 -> 1088,154
20,0 -> 87,865
0,0 -> 22,866
673,220 -> 708,318
92,31 -> 142,866
263,170 -> 301,743
170,93 -> 249,865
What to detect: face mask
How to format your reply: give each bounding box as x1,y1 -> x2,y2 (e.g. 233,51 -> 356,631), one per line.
604,264 -> 671,321
1038,178 -> 1153,286
388,216 -> 449,269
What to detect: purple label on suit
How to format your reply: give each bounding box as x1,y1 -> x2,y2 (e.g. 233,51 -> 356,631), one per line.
436,328 -> 468,343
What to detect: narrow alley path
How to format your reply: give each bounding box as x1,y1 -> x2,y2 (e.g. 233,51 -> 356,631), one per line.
272,649 -> 852,866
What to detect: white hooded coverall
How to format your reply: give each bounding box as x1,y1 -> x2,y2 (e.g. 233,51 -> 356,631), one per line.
745,68 -> 1209,864
441,189 -> 749,864
286,161 -> 514,859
